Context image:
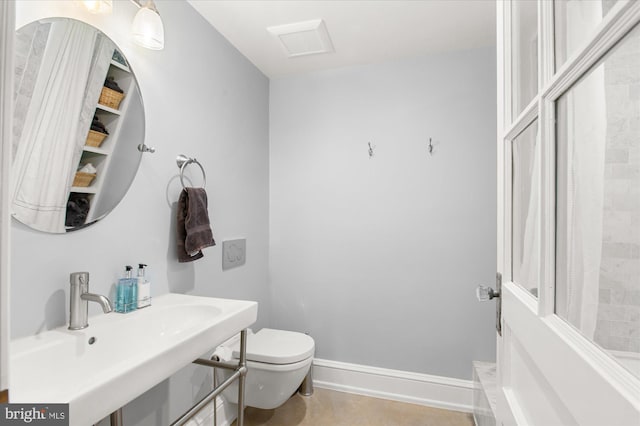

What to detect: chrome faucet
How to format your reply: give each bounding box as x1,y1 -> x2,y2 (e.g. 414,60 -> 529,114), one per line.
69,271 -> 112,330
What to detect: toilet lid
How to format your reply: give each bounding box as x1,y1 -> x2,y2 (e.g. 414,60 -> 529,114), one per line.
231,328 -> 315,364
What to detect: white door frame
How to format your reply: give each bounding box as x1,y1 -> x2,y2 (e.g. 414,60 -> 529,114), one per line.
0,0 -> 14,399
496,1 -> 640,424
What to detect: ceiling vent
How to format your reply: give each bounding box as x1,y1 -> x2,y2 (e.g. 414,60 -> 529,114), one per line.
267,19 -> 334,58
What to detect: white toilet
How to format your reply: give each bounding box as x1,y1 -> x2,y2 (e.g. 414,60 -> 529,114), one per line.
215,328 -> 315,409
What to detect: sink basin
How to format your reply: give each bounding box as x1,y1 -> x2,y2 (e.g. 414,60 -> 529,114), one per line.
10,293 -> 257,425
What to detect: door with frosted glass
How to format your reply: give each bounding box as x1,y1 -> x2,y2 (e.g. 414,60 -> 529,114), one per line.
496,1 -> 640,424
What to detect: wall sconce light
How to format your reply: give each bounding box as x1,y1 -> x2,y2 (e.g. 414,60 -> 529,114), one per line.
131,0 -> 165,50
81,0 -> 113,14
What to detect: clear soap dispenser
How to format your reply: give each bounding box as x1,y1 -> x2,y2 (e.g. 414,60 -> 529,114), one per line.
115,265 -> 137,313
137,263 -> 151,308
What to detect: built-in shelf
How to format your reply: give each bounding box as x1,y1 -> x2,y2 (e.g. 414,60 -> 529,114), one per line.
96,103 -> 121,115
66,48 -> 133,229
70,186 -> 98,194
82,146 -> 108,155
110,59 -> 130,73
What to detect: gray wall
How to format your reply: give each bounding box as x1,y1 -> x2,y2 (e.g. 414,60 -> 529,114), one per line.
13,1 -> 269,424
269,48 -> 497,380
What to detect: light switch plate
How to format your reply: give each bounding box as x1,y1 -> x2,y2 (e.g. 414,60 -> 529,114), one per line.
222,239 -> 246,270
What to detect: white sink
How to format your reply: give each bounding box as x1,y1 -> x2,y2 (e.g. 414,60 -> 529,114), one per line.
10,293 -> 258,425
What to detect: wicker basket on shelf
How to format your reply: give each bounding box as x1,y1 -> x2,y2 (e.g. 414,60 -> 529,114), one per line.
98,86 -> 125,109
73,172 -> 97,187
85,130 -> 108,147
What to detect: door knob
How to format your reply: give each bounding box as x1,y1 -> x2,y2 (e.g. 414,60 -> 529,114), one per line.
476,273 -> 502,336
476,285 -> 500,301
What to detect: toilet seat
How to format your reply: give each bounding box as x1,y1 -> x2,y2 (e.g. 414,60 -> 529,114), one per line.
229,328 -> 314,365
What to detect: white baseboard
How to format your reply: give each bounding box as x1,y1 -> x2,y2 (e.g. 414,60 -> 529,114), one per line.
185,358 -> 473,425
312,358 -> 474,413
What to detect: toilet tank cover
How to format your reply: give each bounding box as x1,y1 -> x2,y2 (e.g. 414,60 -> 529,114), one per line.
230,328 -> 315,364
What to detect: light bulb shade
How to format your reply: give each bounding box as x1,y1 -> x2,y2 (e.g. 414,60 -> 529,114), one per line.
82,0 -> 113,14
131,6 -> 165,50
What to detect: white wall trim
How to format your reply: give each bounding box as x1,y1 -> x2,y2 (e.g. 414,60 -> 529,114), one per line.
312,358 -> 474,413
184,358 -> 474,424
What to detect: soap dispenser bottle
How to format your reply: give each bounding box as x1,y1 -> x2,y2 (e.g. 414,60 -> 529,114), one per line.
116,265 -> 137,313
137,263 -> 151,308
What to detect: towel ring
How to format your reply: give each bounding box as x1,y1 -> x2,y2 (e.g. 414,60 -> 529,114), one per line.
176,154 -> 206,189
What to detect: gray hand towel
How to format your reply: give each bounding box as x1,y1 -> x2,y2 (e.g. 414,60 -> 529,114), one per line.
177,187 -> 215,262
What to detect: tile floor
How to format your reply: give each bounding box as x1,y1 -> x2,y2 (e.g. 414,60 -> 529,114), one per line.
233,388 -> 475,426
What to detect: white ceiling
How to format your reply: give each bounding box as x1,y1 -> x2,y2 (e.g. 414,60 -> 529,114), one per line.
187,0 -> 496,78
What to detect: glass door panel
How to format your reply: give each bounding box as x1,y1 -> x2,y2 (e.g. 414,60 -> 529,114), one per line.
555,0 -> 621,69
512,0 -> 539,118
555,23 -> 640,379
512,119 -> 541,298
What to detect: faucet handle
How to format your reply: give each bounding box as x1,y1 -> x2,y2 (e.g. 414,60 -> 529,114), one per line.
70,271 -> 90,287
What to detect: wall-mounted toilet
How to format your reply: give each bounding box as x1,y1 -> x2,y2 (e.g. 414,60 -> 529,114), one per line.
215,328 -> 315,409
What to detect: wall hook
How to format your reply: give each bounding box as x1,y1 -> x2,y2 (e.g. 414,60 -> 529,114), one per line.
427,138 -> 434,156
368,142 -> 375,159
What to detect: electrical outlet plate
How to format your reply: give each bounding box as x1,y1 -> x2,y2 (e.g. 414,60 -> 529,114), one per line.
222,239 -> 246,270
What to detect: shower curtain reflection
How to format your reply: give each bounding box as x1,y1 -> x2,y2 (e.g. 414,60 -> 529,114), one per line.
555,66 -> 606,341
12,20 -> 97,233
555,20 -> 640,379
512,120 -> 540,298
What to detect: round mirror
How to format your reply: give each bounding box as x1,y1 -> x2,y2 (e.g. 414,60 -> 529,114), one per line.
13,18 -> 145,233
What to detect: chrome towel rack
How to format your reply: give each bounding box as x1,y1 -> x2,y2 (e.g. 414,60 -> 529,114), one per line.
176,154 -> 206,189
